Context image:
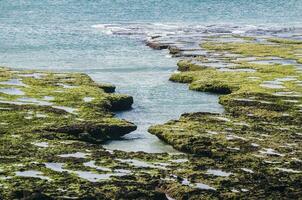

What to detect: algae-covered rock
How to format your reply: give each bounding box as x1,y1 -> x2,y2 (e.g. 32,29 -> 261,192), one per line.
146,40 -> 169,50
177,60 -> 207,72
1,35 -> 302,199
0,67 -> 179,199
149,36 -> 302,199
0,67 -> 136,143
107,94 -> 134,111
97,83 -> 116,93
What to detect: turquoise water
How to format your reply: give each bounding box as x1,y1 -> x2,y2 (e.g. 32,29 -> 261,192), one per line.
0,0 -> 301,152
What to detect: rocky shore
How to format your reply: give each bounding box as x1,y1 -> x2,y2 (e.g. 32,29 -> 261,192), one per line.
149,36 -> 302,198
0,67 -> 209,199
1,34 -> 301,199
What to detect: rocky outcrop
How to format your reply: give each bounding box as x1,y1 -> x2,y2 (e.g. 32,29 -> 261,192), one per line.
0,67 -> 136,142
149,36 -> 302,199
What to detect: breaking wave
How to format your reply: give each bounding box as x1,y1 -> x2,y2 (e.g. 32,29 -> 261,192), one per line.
92,22 -> 302,41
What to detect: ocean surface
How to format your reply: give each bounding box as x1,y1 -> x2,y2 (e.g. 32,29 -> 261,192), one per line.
0,0 -> 301,152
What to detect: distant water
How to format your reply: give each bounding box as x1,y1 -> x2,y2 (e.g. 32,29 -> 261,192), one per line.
0,0 -> 301,152
1,0 -> 301,70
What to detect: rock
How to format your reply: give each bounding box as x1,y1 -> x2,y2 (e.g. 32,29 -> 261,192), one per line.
108,95 -> 134,111
168,46 -> 181,54
97,83 -> 116,93
146,41 -> 169,50
149,36 -> 302,199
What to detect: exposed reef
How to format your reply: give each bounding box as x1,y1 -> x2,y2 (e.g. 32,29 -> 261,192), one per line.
1,34 -> 302,199
0,68 -> 162,199
0,67 -> 218,200
149,36 -> 302,199
0,67 -> 137,143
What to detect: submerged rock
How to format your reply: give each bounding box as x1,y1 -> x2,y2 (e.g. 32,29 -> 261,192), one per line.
146,40 -> 170,50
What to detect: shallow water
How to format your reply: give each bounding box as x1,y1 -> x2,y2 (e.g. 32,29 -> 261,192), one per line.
17,97 -> 53,106
58,152 -> 90,158
0,79 -> 27,87
83,161 -> 111,171
181,178 -> 216,191
45,162 -> 130,181
52,105 -> 78,114
32,142 -> 49,148
97,69 -> 224,153
73,170 -> 128,182
15,170 -> 50,180
206,169 -> 232,177
0,0 -> 301,153
0,88 -> 25,96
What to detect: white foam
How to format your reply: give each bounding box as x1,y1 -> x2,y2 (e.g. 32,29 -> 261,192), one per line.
92,22 -> 302,42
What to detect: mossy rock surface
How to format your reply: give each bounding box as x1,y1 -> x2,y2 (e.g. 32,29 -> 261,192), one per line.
149,36 -> 302,199
0,67 -> 221,200
0,67 -> 136,143
0,68 -> 162,199
1,36 -> 302,199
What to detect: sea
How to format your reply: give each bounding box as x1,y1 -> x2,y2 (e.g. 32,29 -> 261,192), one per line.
0,0 -> 301,152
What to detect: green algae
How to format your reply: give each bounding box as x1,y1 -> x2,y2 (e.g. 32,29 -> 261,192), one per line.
231,34 -> 256,41
0,67 -> 207,200
0,67 -> 158,199
267,38 -> 302,45
202,41 -> 302,61
0,131 -> 192,199
0,67 -> 137,143
149,36 -> 302,199
177,60 -> 207,72
1,36 -> 302,199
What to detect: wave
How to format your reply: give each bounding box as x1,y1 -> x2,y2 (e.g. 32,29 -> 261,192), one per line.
92,22 -> 302,40
92,22 -> 302,54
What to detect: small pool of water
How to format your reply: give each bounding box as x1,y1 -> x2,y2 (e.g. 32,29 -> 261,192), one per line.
52,105 -> 77,114
15,170 -> 50,180
83,161 -> 111,171
0,79 -> 27,87
58,152 -> 90,158
206,169 -> 232,177
181,178 -> 216,191
45,162 -> 130,182
0,88 -> 25,96
248,59 -> 301,67
32,142 -> 49,148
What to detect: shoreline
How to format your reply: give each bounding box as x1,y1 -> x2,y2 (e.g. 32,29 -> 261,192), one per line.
0,32 -> 302,199
148,35 -> 302,198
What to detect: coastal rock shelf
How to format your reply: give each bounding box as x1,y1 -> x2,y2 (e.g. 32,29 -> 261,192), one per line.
0,68 -> 158,199
149,36 -> 302,198
0,67 -> 136,143
1,36 -> 302,199
0,67 -> 218,199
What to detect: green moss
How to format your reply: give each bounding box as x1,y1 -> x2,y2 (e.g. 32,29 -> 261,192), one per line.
0,68 -> 137,143
232,34 -> 256,41
149,36 -> 302,199
2,36 -> 302,199
267,38 -> 302,45
177,60 -> 207,72
202,41 -> 302,61
1,67 -> 216,199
